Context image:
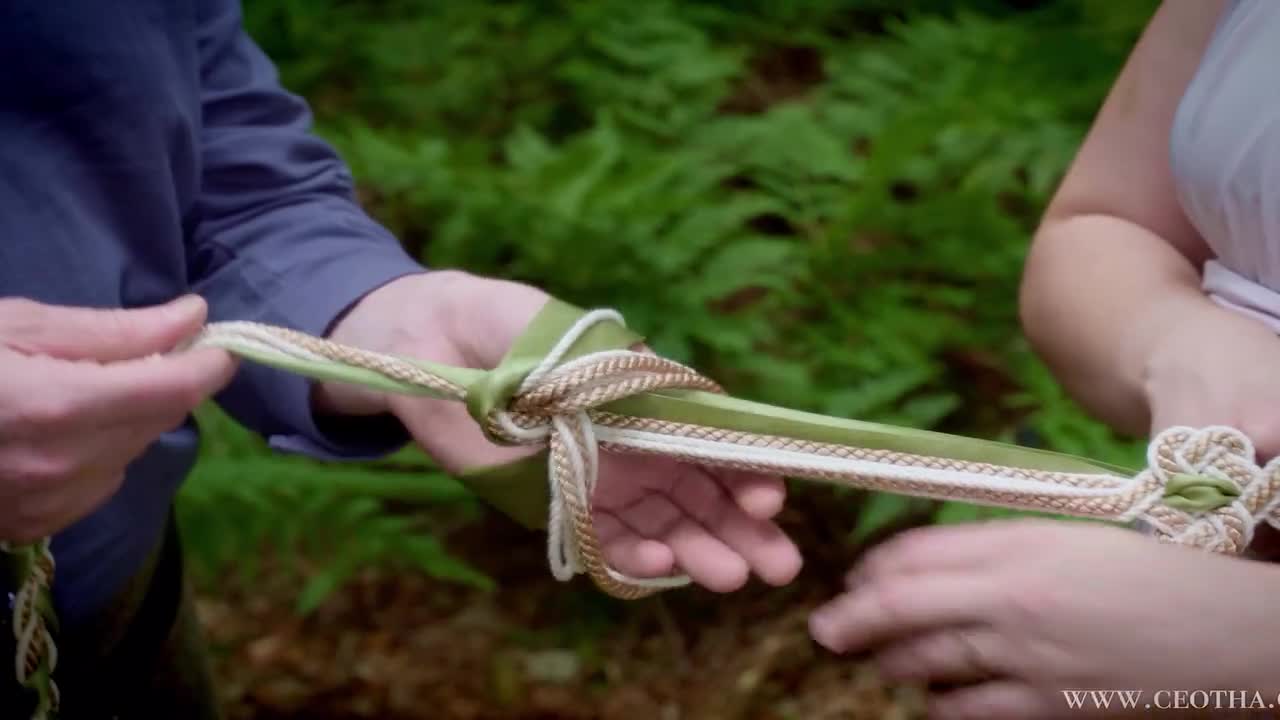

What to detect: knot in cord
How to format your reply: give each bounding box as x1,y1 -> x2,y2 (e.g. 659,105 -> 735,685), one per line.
1138,426 -> 1280,553
470,310 -> 723,598
188,311 -> 724,598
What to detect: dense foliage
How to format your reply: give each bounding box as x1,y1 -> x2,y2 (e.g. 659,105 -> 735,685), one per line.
180,0 -> 1158,606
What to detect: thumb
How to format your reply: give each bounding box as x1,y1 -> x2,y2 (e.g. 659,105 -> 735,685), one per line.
0,294 -> 210,363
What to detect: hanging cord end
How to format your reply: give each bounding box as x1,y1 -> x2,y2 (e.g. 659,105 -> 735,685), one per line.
1,538 -> 59,720
472,309 -> 710,599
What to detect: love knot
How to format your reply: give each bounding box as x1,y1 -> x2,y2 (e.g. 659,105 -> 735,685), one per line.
1141,426 -> 1280,554
457,313 -> 722,599
467,349 -> 723,447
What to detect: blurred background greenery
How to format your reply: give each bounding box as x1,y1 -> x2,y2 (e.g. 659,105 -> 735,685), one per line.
186,1 -> 1160,717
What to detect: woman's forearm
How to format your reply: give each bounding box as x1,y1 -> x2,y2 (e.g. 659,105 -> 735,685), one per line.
1019,212 -> 1214,436
1017,0 -> 1227,437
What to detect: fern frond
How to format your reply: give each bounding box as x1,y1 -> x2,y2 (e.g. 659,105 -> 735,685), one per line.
180,405 -> 489,611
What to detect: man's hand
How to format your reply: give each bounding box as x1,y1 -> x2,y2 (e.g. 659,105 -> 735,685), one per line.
0,295 -> 237,542
1141,302 -> 1280,558
808,519 -> 1280,719
316,270 -> 803,592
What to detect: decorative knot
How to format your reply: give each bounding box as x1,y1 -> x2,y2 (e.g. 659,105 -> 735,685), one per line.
465,310 -> 722,598
475,351 -> 723,446
1139,426 -> 1280,554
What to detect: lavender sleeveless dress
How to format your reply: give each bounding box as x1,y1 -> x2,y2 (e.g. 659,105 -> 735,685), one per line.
1172,0 -> 1280,327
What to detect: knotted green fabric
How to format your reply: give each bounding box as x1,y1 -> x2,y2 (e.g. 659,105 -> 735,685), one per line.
1162,472 -> 1240,512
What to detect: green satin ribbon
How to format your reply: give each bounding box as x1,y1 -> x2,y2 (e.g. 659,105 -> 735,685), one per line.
456,300 -> 646,528
461,300 -> 646,438
449,299 -> 1244,524
230,299 -> 1240,527
458,300 -> 1086,528
1162,472 -> 1239,512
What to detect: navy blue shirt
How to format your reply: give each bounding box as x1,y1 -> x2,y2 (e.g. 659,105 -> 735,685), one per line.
0,0 -> 423,627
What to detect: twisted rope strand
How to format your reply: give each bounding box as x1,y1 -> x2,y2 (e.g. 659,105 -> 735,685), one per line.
11,308 -> 1280,718
1,538 -> 58,720
195,321 -> 469,399
189,315 -> 1280,594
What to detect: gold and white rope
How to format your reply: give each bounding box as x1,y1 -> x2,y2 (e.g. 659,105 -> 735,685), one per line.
2,537 -> 59,718
11,308 -> 1280,720
193,311 -> 1280,598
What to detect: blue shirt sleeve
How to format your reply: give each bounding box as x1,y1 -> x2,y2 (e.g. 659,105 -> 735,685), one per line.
187,0 -> 423,459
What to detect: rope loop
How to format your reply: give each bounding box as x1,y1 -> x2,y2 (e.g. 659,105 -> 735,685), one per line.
481,352 -> 723,442
472,311 -> 724,598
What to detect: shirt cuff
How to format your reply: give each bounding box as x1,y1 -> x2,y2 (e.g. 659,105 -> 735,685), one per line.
220,248 -> 426,461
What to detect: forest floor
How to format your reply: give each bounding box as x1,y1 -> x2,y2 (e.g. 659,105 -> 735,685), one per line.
196,488 -> 930,720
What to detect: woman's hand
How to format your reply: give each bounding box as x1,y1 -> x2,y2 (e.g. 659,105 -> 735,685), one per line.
0,295 -> 237,542
1143,300 -> 1280,458
809,519 -> 1280,719
1141,301 -> 1280,557
317,270 -> 803,592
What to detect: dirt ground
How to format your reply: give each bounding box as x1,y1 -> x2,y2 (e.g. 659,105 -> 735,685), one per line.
199,489 -> 931,720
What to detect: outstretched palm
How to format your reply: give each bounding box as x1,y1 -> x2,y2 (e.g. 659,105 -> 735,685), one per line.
387,362 -> 802,593
323,271 -> 803,593
589,451 -> 802,591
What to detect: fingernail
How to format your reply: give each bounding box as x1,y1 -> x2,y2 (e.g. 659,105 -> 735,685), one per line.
808,609 -> 841,652
167,294 -> 205,317
744,492 -> 782,519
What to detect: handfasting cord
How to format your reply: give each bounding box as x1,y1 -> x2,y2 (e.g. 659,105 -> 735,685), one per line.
7,303 -> 1280,719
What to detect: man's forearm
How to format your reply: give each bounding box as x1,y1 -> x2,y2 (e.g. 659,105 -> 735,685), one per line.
189,0 -> 428,458
1019,213 -> 1214,436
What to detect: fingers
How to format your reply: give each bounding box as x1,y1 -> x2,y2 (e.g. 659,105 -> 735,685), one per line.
928,681 -> 1048,720
0,346 -> 234,451
698,502 -> 802,586
819,525 -> 1064,654
668,467 -> 801,586
0,422 -> 153,541
873,627 -> 1009,685
32,467 -> 126,541
844,520 -> 1039,589
46,408 -> 190,479
0,340 -> 226,540
595,511 -> 676,578
0,469 -> 126,543
721,471 -> 787,519
0,295 -> 233,440
67,346 -> 238,427
38,416 -> 189,531
809,573 -> 997,654
612,492 -> 751,592
0,295 -> 209,362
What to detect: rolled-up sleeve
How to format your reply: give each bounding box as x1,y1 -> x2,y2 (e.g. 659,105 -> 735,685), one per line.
187,0 -> 422,458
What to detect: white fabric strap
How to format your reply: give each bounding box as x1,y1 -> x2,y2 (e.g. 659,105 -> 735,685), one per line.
1203,259 -> 1280,333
